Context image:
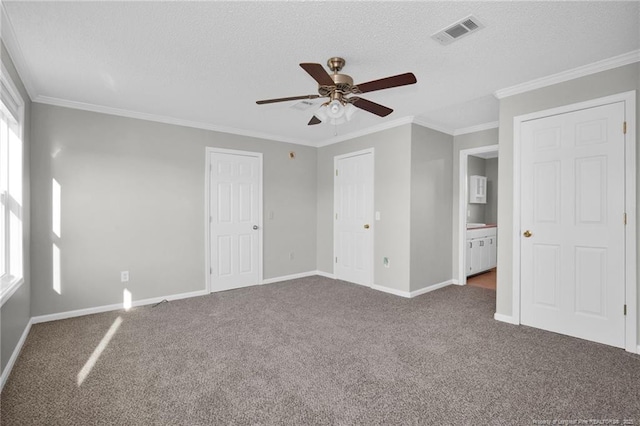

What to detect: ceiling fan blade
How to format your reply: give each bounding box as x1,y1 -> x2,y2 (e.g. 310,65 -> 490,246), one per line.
256,94 -> 320,105
355,72 -> 417,94
308,116 -> 322,125
300,63 -> 335,86
349,97 -> 393,117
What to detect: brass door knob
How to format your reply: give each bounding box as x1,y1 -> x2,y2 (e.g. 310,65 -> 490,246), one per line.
364,224 -> 370,229
523,230 -> 532,238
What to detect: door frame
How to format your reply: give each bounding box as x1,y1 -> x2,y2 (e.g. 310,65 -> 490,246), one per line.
333,148 -> 375,286
457,144 -> 499,285
512,90 -> 637,353
204,147 -> 263,293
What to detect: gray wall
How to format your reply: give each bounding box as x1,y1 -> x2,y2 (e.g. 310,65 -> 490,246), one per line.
30,103 -> 317,316
0,42 -> 31,374
485,158 -> 498,224
409,124 -> 453,292
467,155 -> 487,223
451,128 -> 499,280
316,125 -> 412,292
496,62 -> 640,345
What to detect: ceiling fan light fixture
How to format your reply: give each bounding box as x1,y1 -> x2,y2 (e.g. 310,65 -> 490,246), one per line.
315,102 -> 355,125
326,100 -> 345,119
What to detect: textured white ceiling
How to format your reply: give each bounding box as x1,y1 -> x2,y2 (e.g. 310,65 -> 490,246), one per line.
3,1 -> 639,144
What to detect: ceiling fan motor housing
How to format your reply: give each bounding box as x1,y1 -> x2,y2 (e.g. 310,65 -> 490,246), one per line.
319,72 -> 356,102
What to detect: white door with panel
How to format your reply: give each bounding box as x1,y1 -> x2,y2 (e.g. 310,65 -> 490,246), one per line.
334,151 -> 374,286
520,102 -> 626,348
209,151 -> 262,292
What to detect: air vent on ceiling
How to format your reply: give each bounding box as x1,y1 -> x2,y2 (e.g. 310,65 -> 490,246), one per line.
431,15 -> 485,46
290,100 -> 317,111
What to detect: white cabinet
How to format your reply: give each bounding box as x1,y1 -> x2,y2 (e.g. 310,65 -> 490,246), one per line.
466,227 -> 497,276
469,175 -> 487,204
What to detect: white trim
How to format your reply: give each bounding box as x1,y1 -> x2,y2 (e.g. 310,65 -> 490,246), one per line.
409,279 -> 454,297
411,116 -> 455,136
316,270 -> 336,279
333,148 -> 375,287
0,59 -> 25,308
0,317 -> 32,392
0,4 -> 36,100
35,95 -> 463,149
457,145 -> 499,286
371,284 -> 411,298
637,345 -> 640,355
451,279 -> 460,285
34,98 -> 459,149
512,111 -> 522,327
35,96 -> 316,147
371,279 -> 454,298
623,92 -> 637,354
318,116 -> 413,147
261,271 -> 317,285
495,50 -> 640,99
205,148 -> 263,294
0,277 -> 23,307
494,313 -> 519,325
316,116 -> 455,148
453,121 -> 499,136
31,289 -> 208,325
512,90 -> 637,352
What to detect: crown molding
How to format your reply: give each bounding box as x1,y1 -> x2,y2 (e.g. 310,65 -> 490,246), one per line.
0,4 -> 36,100
36,94 -> 460,149
316,116 -> 415,148
315,116 -> 457,148
411,116 -> 455,136
494,49 -> 640,99
453,121 -> 499,136
34,95 -> 318,147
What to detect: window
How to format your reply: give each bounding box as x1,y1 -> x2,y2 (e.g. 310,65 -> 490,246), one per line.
0,64 -> 24,306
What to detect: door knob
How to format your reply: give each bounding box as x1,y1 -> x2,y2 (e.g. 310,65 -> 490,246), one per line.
253,225 -> 259,230
364,224 -> 370,229
523,230 -> 532,238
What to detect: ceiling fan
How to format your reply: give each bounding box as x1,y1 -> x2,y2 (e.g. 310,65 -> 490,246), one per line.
256,57 -> 417,125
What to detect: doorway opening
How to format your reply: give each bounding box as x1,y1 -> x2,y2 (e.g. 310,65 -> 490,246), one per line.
458,145 -> 498,289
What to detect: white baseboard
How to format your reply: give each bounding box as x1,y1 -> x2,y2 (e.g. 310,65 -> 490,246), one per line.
31,289 -> 208,324
261,270 -> 317,285
494,313 -> 520,325
315,270 -> 336,279
637,345 -> 640,355
371,279 -> 454,299
451,279 -> 461,285
410,279 -> 454,297
1,317 -> 33,392
371,284 -> 410,298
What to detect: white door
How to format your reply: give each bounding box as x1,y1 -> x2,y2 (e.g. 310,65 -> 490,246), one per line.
520,102 -> 626,347
334,151 -> 374,286
209,151 -> 262,292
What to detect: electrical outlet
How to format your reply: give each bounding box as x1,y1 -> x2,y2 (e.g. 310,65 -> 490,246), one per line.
121,271 -> 129,283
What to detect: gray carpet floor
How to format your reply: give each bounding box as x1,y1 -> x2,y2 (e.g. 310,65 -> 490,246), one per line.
1,276 -> 639,425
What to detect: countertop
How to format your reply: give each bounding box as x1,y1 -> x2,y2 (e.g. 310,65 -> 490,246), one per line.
466,224 -> 497,230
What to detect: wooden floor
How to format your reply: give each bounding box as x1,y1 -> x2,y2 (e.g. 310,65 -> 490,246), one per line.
467,268 -> 496,290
